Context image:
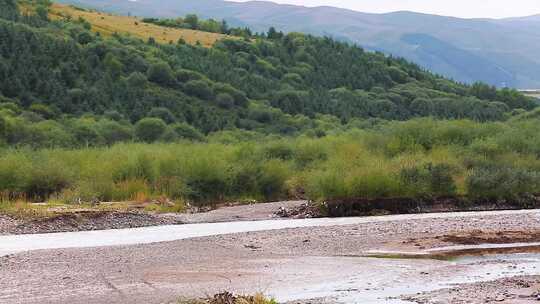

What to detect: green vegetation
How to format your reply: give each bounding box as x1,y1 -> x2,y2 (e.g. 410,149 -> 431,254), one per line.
0,1 -> 537,149
142,15 -> 253,38
0,118 -> 539,206
0,1 -> 538,208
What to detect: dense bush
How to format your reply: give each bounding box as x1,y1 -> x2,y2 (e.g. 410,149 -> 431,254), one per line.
466,167 -> 540,200
135,118 -> 167,142
0,118 -> 537,205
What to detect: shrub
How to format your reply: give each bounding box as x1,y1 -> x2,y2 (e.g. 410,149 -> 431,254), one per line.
98,120 -> 133,145
184,80 -> 214,100
466,166 -> 540,200
0,152 -> 31,195
179,149 -> 232,204
111,179 -> 151,202
113,153 -> 156,183
147,62 -> 175,86
171,123 -> 204,141
135,118 -> 167,142
26,121 -> 74,148
148,107 -> 177,124
257,160 -> 291,200
24,155 -> 74,201
175,68 -> 204,83
263,141 -> 295,160
400,163 -> 456,197
216,93 -> 234,109
305,168 -> 348,201
347,169 -> 400,199
126,72 -> 148,87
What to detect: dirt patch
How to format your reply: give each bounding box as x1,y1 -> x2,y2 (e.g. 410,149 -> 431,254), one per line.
439,230 -> 540,245
403,275 -> 540,304
2,211 -> 184,235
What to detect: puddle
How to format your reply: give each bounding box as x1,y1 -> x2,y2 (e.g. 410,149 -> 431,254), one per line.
271,245 -> 540,304
362,243 -> 540,261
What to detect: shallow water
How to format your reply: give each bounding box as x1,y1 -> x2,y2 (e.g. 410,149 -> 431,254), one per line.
1,209 -> 538,256
270,252 -> 540,303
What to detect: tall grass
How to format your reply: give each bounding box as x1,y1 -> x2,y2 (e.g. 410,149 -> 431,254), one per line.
1,118 -> 539,206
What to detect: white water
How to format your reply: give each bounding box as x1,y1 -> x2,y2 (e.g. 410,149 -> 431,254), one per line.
1,209 -> 539,256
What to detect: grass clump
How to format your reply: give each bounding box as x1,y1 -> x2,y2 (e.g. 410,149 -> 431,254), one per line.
177,292 -> 277,304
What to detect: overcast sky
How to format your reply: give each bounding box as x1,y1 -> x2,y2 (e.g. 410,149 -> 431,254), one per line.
231,0 -> 540,19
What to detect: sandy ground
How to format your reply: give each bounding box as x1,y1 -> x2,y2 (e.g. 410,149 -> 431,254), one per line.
1,205 -> 540,303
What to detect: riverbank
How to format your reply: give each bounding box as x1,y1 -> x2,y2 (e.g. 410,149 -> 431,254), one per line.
1,208 -> 539,303
0,201 -> 307,235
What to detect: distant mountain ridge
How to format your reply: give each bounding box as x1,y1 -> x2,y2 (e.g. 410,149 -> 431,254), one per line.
57,0 -> 540,88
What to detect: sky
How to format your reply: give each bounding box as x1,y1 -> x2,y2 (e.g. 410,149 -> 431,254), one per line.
231,0 -> 540,19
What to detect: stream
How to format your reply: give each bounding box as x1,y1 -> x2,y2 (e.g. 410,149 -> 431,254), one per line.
1,209 -> 538,256
269,250 -> 540,303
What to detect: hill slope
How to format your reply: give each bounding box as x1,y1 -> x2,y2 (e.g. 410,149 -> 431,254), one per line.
0,0 -> 535,149
48,3 -> 229,47
56,0 -> 540,88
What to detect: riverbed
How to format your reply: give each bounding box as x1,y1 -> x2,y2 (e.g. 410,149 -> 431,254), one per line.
1,208 -> 539,303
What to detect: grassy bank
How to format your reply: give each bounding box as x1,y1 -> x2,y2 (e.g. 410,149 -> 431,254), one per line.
0,118 -> 539,208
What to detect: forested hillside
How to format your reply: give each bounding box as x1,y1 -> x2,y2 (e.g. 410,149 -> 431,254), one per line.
56,0 -> 540,88
0,0 -> 536,149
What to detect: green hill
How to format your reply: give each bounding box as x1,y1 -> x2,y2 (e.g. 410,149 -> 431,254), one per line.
55,0 -> 540,88
0,0 -> 535,149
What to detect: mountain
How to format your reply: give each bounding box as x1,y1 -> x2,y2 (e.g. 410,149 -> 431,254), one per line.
56,0 -> 540,89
